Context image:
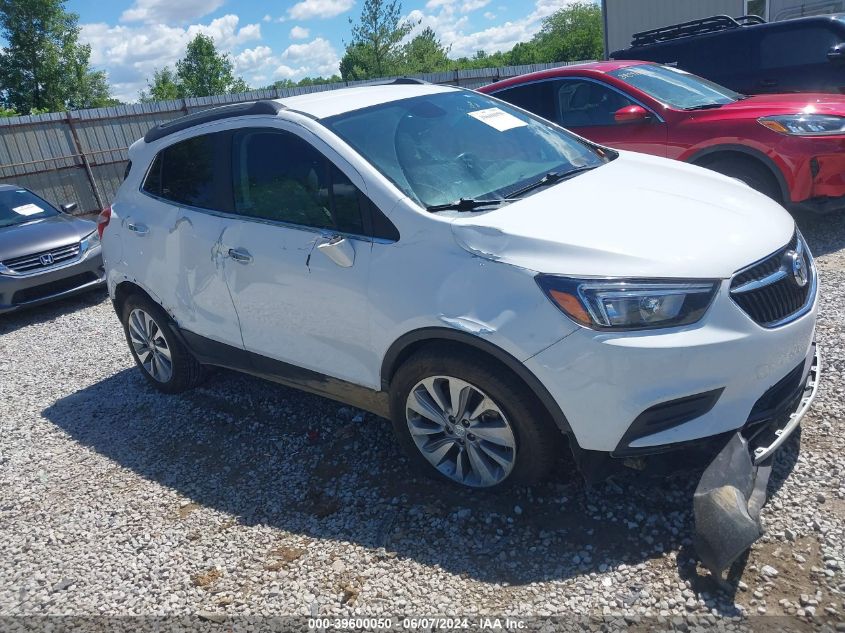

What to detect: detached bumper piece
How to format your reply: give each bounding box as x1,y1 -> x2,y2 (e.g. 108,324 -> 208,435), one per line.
694,345 -> 819,579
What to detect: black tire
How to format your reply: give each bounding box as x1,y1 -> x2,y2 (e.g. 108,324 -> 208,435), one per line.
389,346 -> 560,490
702,156 -> 781,203
120,293 -> 205,394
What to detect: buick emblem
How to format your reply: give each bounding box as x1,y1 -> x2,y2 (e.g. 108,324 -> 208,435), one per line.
39,253 -> 54,266
785,250 -> 808,288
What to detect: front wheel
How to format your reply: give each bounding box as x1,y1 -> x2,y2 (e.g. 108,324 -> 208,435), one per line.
702,157 -> 781,203
389,348 -> 559,490
121,294 -> 205,393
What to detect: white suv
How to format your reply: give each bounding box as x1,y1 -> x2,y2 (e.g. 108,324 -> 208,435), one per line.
101,82 -> 818,496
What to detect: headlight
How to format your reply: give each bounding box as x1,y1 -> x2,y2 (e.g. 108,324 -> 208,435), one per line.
758,114 -> 845,136
536,276 -> 719,331
80,229 -> 101,252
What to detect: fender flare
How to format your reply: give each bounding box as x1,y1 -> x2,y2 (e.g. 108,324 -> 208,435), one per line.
380,327 -> 574,438
686,144 -> 790,204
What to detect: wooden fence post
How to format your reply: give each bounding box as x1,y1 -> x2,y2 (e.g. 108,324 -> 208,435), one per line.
66,112 -> 104,212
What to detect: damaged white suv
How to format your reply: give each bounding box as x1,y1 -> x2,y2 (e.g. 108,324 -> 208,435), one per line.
102,83 -> 818,571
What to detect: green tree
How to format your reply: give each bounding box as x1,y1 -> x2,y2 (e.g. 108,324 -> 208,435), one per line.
341,0 -> 417,80
139,34 -> 251,101
402,27 -> 450,73
0,0 -> 114,113
140,68 -> 181,102
531,1 -> 603,63
176,33 -> 248,97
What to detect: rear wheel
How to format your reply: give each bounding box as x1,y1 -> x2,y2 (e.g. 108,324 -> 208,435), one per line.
121,294 -> 205,393
389,347 -> 559,490
701,156 -> 781,203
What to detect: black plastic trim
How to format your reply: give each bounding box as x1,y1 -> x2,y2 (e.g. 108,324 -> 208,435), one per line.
612,388 -> 725,457
144,100 -> 285,143
177,329 -> 391,418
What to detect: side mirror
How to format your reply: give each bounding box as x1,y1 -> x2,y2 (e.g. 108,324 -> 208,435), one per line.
60,202 -> 78,214
828,44 -> 845,62
614,105 -> 652,124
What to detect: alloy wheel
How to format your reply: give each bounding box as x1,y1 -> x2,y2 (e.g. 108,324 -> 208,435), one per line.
405,375 -> 517,487
128,308 -> 173,383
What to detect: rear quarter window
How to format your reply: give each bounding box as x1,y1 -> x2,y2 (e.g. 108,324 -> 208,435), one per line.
759,26 -> 840,68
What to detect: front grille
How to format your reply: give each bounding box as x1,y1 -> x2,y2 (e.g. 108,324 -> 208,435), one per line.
730,232 -> 814,327
1,242 -> 81,274
11,272 -> 98,304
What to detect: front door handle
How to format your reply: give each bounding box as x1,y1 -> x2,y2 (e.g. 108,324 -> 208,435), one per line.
760,79 -> 778,87
227,247 -> 253,264
127,222 -> 148,236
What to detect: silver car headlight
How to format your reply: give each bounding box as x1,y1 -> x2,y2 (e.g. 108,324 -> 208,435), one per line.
537,276 -> 719,331
80,229 -> 101,253
758,114 -> 845,136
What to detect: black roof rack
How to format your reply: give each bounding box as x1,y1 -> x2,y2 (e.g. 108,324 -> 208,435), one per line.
144,100 -> 285,143
630,14 -> 766,47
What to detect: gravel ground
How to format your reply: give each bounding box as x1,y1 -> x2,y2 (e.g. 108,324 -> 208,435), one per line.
0,212 -> 843,628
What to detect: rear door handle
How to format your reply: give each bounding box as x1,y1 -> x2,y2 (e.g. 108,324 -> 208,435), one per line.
127,222 -> 148,236
227,248 -> 253,264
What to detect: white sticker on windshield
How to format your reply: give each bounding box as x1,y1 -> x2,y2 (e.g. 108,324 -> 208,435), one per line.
467,107 -> 527,132
12,203 -> 43,216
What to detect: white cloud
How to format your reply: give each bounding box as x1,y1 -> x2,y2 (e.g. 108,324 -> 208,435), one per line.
460,0 -> 490,13
233,45 -> 275,73
276,37 -> 341,78
81,15 -> 262,102
289,25 -> 311,40
262,14 -> 272,22
406,0 -> 582,59
483,11 -> 496,19
120,0 -> 225,24
287,0 -> 355,20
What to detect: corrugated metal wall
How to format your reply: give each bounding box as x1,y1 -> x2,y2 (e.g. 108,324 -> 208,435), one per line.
604,0 -> 744,54
0,61 -> 590,215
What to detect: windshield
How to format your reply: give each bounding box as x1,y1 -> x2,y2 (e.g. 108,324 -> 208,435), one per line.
323,90 -> 609,209
609,64 -> 742,110
0,188 -> 59,229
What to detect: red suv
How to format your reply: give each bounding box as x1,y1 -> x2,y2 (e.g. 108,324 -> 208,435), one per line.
480,61 -> 845,214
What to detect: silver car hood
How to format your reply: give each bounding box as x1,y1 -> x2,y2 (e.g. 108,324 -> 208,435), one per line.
0,215 -> 95,261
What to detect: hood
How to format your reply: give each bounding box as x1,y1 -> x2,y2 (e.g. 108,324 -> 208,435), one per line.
451,152 -> 795,279
714,92 -> 845,117
0,214 -> 95,261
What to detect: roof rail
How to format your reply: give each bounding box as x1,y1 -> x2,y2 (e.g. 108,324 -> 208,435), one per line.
144,100 -> 285,143
630,14 -> 765,47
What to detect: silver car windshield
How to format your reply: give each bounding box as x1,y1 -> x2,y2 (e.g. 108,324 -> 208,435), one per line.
0,189 -> 59,229
323,90 -> 609,209
609,64 -> 743,110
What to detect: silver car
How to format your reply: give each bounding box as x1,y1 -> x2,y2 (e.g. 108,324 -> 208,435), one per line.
0,184 -> 105,314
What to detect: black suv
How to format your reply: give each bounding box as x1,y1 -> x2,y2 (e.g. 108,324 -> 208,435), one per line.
611,14 -> 845,94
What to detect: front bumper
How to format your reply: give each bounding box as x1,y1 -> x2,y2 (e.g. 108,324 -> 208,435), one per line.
0,249 -> 105,314
693,345 -> 819,578
525,278 -> 818,454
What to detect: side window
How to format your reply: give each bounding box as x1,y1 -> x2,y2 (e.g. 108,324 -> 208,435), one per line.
329,165 -> 365,235
759,27 -> 838,69
491,81 -> 556,120
142,155 -> 162,196
557,80 -> 635,127
143,132 -> 233,211
233,129 -> 367,235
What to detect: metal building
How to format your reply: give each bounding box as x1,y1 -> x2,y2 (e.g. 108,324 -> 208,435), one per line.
602,0 -> 845,55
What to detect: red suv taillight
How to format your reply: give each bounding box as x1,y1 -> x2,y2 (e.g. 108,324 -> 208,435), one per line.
97,206 -> 112,239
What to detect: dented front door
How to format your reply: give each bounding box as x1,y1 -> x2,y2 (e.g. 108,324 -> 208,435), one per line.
221,219 -> 375,387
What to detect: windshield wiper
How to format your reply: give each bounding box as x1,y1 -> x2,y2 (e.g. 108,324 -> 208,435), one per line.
684,103 -> 726,111
508,166 -> 597,199
426,198 -> 511,212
